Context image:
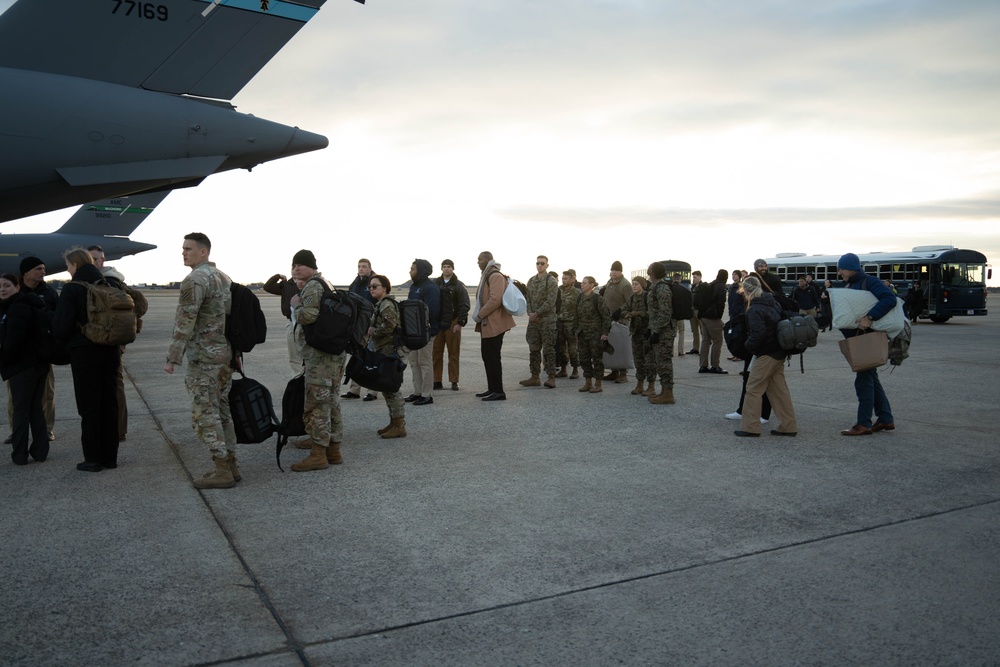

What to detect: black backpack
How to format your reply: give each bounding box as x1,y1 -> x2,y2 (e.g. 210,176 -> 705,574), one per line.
670,282 -> 693,321
398,298 -> 431,350
724,314 -> 749,361
303,278 -> 368,355
226,283 -> 267,353
275,374 -> 306,471
30,298 -> 70,365
229,370 -> 278,444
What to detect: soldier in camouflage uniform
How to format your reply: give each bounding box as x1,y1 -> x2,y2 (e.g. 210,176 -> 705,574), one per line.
289,249 -> 346,472
624,277 -> 654,396
520,255 -> 559,388
555,269 -> 581,379
601,261 -> 634,384
367,275 -> 406,438
646,262 -> 677,404
163,233 -> 239,489
574,276 -> 612,393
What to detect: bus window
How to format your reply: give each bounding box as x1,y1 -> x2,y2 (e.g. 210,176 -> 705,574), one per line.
965,264 -> 985,285
941,264 -> 961,286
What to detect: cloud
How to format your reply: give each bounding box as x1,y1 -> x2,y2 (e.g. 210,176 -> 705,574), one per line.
498,190 -> 1000,228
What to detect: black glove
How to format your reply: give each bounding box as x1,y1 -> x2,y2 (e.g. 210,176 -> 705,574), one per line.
611,308 -> 622,322
649,331 -> 660,344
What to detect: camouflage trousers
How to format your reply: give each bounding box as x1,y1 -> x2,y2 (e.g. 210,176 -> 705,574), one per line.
650,329 -> 676,389
382,390 -> 404,419
304,351 -> 346,445
556,320 -> 579,368
576,329 -> 605,379
632,332 -> 653,381
526,319 -> 558,375
184,362 -> 236,458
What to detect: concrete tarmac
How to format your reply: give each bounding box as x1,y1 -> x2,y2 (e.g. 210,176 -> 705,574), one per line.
2,293 -> 998,666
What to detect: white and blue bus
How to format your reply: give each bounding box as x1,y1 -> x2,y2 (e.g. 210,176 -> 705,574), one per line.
764,246 -> 991,323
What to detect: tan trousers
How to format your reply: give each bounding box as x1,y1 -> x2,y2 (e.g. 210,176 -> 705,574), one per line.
432,320 -> 462,383
741,355 -> 798,435
675,319 -> 686,356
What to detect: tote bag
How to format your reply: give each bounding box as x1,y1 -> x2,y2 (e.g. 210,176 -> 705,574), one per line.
838,330 -> 889,372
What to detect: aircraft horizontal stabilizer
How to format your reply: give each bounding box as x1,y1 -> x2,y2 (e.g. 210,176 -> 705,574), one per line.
57,157 -> 227,188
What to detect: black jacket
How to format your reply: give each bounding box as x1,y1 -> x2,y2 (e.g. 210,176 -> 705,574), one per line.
434,274 -> 471,328
745,292 -> 784,360
699,278 -> 728,320
0,291 -> 47,380
53,263 -> 108,349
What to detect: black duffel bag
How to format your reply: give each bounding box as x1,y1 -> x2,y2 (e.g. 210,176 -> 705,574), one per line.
345,347 -> 407,394
724,314 -> 750,361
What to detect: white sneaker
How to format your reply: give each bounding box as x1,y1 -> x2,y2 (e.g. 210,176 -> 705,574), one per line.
725,412 -> 741,420
760,418 -> 769,424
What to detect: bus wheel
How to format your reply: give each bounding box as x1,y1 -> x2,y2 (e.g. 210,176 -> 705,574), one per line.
930,315 -> 951,323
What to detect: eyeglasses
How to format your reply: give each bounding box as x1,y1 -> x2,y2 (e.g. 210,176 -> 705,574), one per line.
369,284 -> 383,291
536,262 -> 547,266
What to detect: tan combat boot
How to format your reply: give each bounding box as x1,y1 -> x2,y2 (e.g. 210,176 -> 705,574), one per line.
643,381 -> 657,397
589,378 -> 603,393
520,374 -> 541,387
193,456 -> 236,489
578,378 -> 593,392
615,371 -> 628,384
291,443 -> 329,472
631,378 -> 645,395
555,366 -> 568,378
649,386 -> 676,404
377,420 -> 394,435
327,440 -> 343,464
603,370 -> 618,381
543,374 -> 557,389
226,451 -> 241,482
570,366 -> 580,379
381,417 -> 407,439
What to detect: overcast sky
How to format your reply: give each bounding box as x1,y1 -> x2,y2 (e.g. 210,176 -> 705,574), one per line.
3,0 -> 999,286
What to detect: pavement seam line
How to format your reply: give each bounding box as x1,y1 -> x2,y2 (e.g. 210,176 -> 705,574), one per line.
305,496 -> 1000,645
129,363 -> 312,667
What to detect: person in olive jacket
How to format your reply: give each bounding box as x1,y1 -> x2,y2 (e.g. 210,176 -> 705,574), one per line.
1,274 -> 50,465
52,248 -> 121,472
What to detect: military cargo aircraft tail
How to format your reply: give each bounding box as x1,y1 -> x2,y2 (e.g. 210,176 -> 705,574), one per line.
0,0 -> 362,223
0,193 -> 166,277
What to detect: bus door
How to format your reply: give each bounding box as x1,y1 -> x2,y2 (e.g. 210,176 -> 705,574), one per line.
926,265 -> 939,317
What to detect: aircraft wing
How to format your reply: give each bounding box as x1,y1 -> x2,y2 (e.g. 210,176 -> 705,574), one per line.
0,0 -> 362,100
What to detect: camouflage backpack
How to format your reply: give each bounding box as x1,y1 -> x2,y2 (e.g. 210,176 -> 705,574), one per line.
888,320 -> 912,366
76,279 -> 137,346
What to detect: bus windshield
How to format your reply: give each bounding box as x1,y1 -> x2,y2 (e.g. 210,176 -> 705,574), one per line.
941,263 -> 986,287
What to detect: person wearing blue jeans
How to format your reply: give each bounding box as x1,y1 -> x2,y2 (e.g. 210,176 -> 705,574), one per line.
836,252 -> 896,436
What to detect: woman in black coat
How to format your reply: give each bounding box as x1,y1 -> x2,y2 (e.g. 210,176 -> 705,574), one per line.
1,274 -> 50,465
735,276 -> 799,438
52,248 -> 121,472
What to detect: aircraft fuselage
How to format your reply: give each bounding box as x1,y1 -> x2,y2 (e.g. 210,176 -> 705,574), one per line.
0,66 -> 328,223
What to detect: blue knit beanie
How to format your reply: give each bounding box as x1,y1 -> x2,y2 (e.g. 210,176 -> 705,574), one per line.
837,253 -> 861,271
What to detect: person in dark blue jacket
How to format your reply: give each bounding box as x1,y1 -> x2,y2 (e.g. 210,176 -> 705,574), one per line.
404,259 -> 441,406
837,253 -> 896,436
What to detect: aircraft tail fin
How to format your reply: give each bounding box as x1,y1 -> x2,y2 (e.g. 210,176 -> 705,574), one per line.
0,0 -> 362,100
54,192 -> 170,237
